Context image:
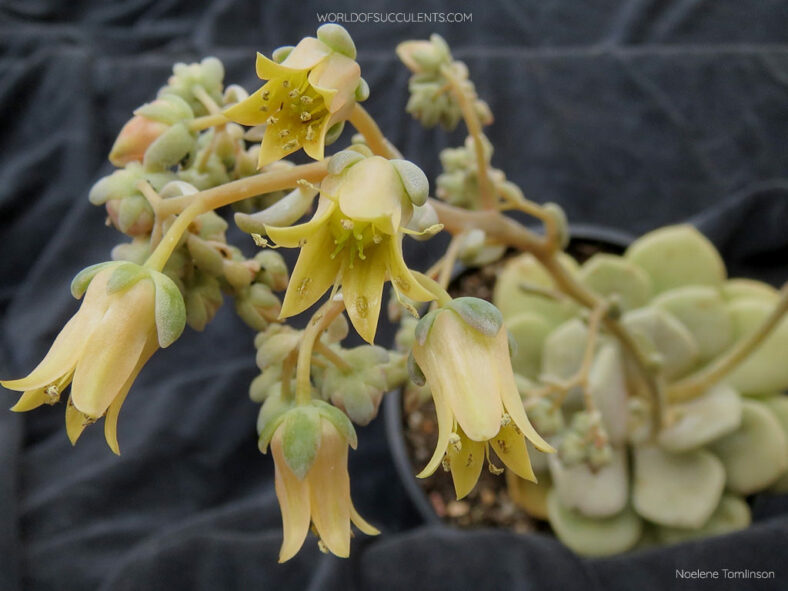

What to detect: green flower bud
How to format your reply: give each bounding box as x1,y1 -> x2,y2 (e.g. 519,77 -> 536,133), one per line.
143,122 -> 196,172
184,272 -> 223,331
255,250 -> 289,291
236,283 -> 282,331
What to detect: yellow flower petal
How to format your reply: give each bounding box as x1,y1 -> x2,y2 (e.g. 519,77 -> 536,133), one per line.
351,503 -> 380,536
265,198 -> 335,248
341,242 -> 387,344
417,383 -> 454,478
448,430 -> 485,499
271,430 -> 312,563
495,331 -> 554,453
414,312 -> 503,441
385,236 -> 436,303
223,83 -> 274,127
307,53 -> 359,114
337,157 -> 403,234
10,371 -> 72,412
70,281 -> 157,418
103,338 -> 158,455
308,421 -> 351,558
259,121 -> 301,168
490,424 -> 536,482
10,389 -> 51,412
301,115 -> 333,162
279,223 -> 342,319
266,38 -> 329,75
65,397 -> 89,445
0,281 -> 108,392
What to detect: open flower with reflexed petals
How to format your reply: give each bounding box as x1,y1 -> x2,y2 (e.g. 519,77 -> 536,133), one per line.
264,151 -> 439,343
225,24 -> 366,167
410,297 -> 555,499
258,401 -> 378,561
1,261 -> 185,454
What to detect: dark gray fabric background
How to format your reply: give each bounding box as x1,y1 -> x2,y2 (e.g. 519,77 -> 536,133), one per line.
1,0 -> 787,589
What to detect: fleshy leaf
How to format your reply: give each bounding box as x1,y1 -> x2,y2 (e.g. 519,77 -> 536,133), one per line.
151,271 -> 186,348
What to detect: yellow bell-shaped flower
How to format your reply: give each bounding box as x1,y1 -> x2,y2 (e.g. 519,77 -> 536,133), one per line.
264,406 -> 378,562
225,25 -> 363,167
265,152 -> 436,343
1,262 -> 185,454
411,298 -> 555,499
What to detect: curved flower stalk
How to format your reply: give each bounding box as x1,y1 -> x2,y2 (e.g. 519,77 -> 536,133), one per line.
1,261 -> 186,454
264,150 -> 438,343
225,24 -> 367,167
410,297 -> 555,499
258,401 -> 378,561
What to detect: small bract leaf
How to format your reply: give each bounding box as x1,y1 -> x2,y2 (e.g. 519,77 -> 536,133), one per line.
390,159 -> 429,206
407,352 -> 426,386
70,262 -> 119,299
282,407 -> 322,480
151,270 -> 187,348
257,395 -> 292,452
317,23 -> 357,59
107,262 -> 149,294
327,150 -> 365,175
272,45 -> 294,64
313,400 -> 358,449
505,312 -> 553,379
447,297 -> 503,337
143,122 -> 195,171
414,309 -> 439,346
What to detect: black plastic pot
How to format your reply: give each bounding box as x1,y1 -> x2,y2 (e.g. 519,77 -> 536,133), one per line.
384,225 -> 635,525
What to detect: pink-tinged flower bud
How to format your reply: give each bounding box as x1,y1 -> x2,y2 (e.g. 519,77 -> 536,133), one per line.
109,115 -> 170,167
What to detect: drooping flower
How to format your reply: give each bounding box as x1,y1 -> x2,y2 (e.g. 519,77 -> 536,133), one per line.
225,24 -> 366,167
1,261 -> 186,454
258,401 -> 378,561
264,151 -> 438,343
410,297 -> 555,499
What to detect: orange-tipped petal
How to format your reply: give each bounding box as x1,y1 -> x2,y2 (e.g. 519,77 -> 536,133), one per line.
279,223 -> 342,319
272,430 -> 312,563
341,242 -> 387,344
490,424 -> 536,482
448,430 -> 485,499
308,421 -> 352,558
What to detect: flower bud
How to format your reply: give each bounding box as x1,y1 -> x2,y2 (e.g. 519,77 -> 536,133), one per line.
105,194 -> 154,235
255,250 -> 289,291
185,272 -> 223,331
109,115 -> 170,167
236,283 -> 282,331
